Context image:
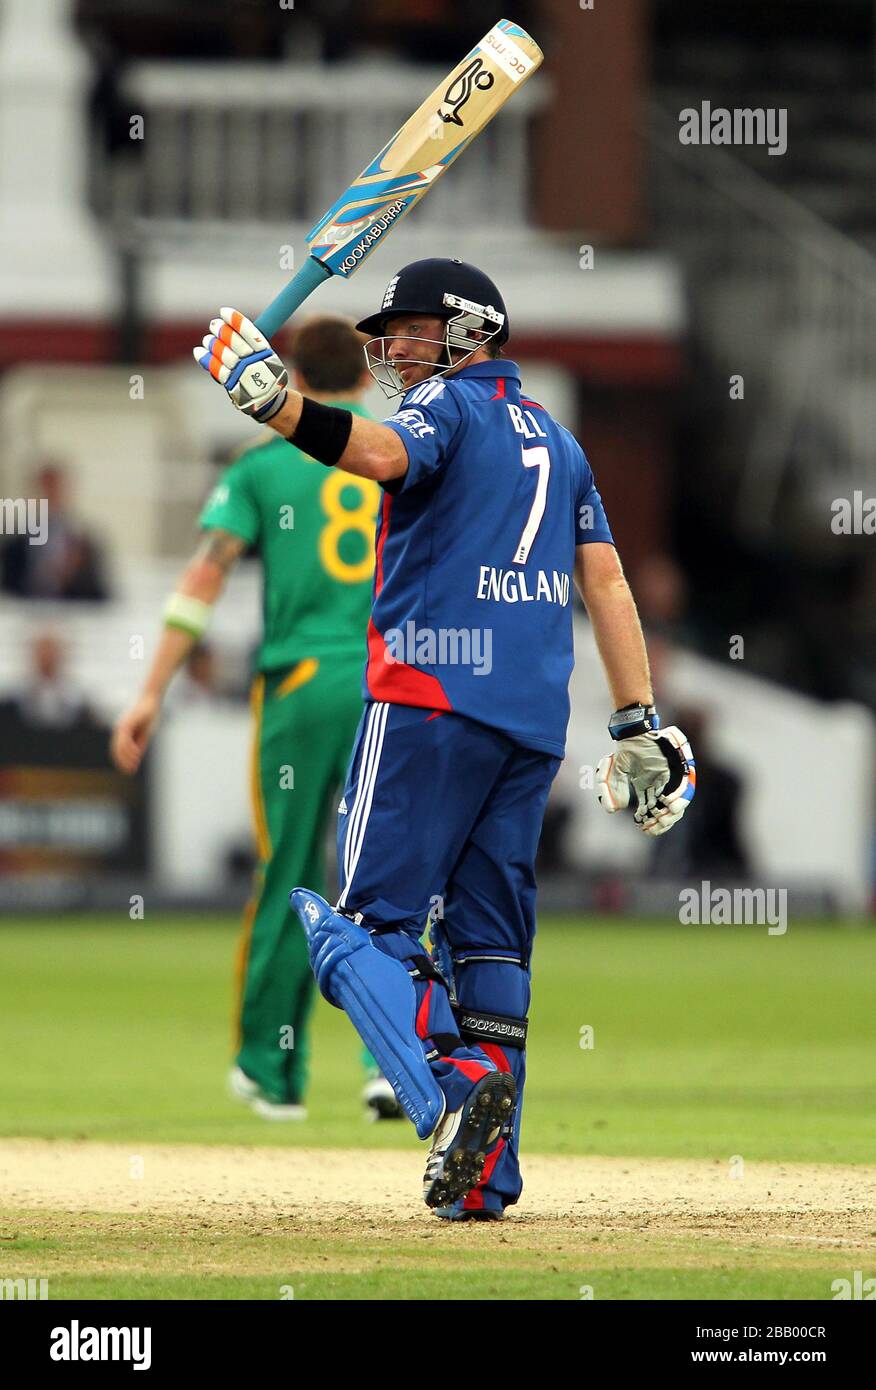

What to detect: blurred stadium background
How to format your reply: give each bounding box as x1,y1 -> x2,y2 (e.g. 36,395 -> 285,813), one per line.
0,0 -> 872,920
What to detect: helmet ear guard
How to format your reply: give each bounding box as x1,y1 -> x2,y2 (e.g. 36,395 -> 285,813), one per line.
442,291 -> 506,355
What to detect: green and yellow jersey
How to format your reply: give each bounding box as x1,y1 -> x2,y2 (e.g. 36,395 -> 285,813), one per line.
198,404 -> 380,670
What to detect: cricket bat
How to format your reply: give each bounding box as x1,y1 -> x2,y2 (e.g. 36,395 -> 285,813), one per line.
255,19 -> 543,339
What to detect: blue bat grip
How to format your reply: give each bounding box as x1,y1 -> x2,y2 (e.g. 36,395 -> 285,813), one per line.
255,257 -> 333,338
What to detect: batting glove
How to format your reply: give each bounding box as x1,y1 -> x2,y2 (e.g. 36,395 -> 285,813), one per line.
193,307 -> 288,422
596,725 -> 696,837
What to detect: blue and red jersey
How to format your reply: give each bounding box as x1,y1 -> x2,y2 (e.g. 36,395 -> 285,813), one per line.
364,360 -> 614,757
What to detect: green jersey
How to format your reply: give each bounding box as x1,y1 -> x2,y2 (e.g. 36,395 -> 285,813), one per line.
198,404 -> 380,671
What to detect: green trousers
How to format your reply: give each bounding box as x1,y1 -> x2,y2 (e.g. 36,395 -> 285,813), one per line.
235,656 -> 363,1104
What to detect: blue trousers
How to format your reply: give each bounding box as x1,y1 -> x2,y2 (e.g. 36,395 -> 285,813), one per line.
337,700 -> 559,1211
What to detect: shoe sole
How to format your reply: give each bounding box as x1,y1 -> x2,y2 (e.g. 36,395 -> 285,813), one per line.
435,1207 -> 504,1222
423,1072 -> 516,1209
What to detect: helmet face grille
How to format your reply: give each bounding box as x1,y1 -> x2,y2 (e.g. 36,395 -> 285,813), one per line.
362,305 -> 504,401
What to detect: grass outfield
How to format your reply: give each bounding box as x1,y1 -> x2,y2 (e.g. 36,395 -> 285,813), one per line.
1,914 -> 875,1300
1,915 -> 874,1160
3,1206 -> 861,1301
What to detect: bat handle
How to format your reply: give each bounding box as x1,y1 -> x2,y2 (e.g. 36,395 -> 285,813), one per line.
255,258 -> 333,338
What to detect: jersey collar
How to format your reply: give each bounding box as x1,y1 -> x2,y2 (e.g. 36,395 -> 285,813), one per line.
448,360 -> 521,383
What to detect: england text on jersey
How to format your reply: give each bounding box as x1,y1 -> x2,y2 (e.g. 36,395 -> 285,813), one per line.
475,566 -> 571,605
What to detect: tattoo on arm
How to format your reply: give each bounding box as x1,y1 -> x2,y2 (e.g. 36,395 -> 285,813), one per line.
197,530 -> 246,573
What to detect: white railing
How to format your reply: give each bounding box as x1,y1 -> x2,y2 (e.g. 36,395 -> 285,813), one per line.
648,104 -> 876,530
97,61 -> 546,234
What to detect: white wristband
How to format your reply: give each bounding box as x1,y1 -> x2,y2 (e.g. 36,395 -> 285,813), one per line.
163,593 -> 212,639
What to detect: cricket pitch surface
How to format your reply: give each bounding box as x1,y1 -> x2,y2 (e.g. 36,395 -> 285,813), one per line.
2,1140 -> 874,1300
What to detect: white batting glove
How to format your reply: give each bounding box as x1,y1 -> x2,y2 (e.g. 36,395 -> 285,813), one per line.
596,725 -> 696,837
193,307 -> 288,421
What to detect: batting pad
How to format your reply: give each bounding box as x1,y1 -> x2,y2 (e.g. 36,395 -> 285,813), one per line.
289,888 -> 445,1139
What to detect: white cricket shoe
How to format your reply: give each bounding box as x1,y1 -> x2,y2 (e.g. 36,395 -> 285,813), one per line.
362,1075 -> 404,1121
250,1097 -> 307,1121
228,1064 -> 260,1102
228,1065 -> 307,1120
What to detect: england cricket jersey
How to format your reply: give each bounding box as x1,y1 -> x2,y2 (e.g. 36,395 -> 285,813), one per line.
366,360 -> 614,756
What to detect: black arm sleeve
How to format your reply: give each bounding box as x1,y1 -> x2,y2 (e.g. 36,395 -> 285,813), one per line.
288,397 -> 354,466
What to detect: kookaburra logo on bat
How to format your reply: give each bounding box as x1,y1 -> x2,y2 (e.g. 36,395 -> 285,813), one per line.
437,58 -> 495,126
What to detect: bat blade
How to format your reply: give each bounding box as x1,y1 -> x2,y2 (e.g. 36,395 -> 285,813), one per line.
255,19 -> 543,337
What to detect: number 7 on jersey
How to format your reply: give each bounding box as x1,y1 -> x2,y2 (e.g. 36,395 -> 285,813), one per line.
513,445 -> 551,565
